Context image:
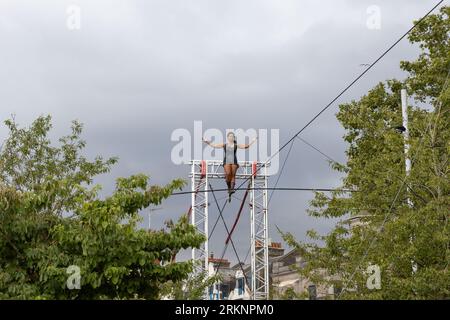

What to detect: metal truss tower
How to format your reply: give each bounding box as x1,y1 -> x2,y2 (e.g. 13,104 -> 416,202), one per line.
189,160 -> 270,300
249,162 -> 269,300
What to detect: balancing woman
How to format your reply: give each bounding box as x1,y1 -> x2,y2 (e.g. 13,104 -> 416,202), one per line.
203,132 -> 258,202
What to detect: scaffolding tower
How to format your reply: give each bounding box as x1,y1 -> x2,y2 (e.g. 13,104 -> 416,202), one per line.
189,160 -> 270,300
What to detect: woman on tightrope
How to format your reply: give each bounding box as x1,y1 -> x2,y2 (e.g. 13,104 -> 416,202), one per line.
203,132 -> 258,202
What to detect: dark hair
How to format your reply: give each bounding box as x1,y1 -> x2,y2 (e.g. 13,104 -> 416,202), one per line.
227,132 -> 237,144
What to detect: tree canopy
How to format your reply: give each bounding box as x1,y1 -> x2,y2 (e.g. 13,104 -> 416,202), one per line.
0,116 -> 204,299
280,6 -> 449,299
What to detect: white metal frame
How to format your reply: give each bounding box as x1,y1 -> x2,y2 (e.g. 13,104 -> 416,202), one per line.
189,160 -> 270,300
250,162 -> 269,300
190,160 -> 209,299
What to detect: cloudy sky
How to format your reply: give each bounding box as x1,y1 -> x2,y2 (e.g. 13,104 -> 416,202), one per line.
0,0 -> 444,264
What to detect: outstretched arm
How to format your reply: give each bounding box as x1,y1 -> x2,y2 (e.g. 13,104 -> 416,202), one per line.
203,138 -> 224,149
238,136 -> 258,149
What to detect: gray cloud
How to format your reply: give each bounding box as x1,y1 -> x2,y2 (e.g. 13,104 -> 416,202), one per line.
0,0 -> 440,263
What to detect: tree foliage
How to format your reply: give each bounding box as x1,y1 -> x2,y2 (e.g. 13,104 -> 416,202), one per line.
159,270 -> 220,300
0,116 -> 205,299
280,6 -> 449,299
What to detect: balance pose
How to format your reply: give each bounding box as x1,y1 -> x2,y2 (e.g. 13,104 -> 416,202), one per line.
203,132 -> 257,202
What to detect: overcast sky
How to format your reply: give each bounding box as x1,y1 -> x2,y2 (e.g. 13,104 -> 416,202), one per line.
0,0 -> 444,264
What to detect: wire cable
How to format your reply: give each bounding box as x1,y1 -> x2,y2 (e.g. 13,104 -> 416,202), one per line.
209,184 -> 251,291
232,0 -> 446,197
243,139 -> 297,265
240,0 -> 447,271
173,187 -> 356,196
338,57 -> 450,299
296,136 -> 342,165
208,199 -> 228,241
200,0 -> 445,297
268,139 -> 297,204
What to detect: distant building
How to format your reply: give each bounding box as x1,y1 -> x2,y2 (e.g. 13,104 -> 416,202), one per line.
207,241 -> 339,300
208,240 -> 285,300
228,265 -> 252,300
207,253 -> 234,300
343,211 -> 372,230
271,249 -> 337,299
271,249 -> 304,297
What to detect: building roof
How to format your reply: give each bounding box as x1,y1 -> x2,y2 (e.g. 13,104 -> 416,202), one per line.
208,252 -> 231,268
231,262 -> 251,272
272,248 -> 301,262
274,279 -> 300,287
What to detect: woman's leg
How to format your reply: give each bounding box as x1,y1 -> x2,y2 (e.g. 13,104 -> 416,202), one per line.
224,164 -> 232,191
230,164 -> 238,193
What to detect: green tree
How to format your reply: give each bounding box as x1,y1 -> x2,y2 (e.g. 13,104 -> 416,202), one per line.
159,270 -> 220,300
277,287 -> 301,300
0,116 -> 205,299
280,6 -> 449,299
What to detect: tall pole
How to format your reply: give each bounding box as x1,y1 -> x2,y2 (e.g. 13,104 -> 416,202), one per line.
401,89 -> 412,181
401,89 -> 417,273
